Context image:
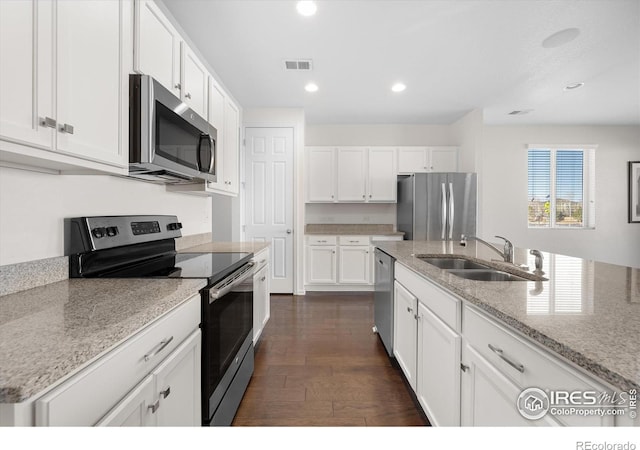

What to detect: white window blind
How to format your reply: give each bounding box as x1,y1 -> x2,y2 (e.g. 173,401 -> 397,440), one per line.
527,146 -> 596,229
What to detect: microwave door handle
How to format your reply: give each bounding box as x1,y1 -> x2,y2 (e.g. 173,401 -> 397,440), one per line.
196,134 -> 206,171
208,135 -> 215,173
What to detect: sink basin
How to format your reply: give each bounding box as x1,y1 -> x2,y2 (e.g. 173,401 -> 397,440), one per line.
417,256 -> 492,270
446,269 -> 530,282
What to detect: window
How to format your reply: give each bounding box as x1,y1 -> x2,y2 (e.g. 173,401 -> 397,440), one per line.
527,146 -> 595,228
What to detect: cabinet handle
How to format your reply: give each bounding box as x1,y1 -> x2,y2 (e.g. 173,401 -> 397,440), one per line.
331,195 -> 334,198
362,195 -> 365,199
148,400 -> 160,414
488,344 -> 525,373
332,250 -> 336,254
185,92 -> 192,99
160,386 -> 171,399
318,240 -> 327,243
369,194 -> 372,198
144,336 -> 174,362
460,363 -> 469,372
414,313 -> 420,320
59,123 -> 74,134
40,117 -> 56,128
260,259 -> 266,264
261,276 -> 266,282
406,306 -> 413,313
174,83 -> 181,90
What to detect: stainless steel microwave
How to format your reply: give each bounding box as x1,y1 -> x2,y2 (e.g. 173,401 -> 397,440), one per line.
128,74 -> 217,184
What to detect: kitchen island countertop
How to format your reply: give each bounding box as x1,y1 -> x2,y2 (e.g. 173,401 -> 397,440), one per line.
375,240 -> 640,392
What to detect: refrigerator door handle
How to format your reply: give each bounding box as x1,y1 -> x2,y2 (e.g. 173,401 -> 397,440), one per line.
448,182 -> 455,240
441,183 -> 447,240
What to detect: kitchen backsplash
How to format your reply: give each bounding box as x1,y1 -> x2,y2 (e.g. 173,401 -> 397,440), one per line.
305,203 -> 396,225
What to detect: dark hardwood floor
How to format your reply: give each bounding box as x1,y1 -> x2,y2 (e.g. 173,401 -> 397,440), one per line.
232,292 -> 429,426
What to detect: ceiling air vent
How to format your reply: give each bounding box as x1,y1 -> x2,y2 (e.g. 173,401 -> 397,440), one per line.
284,59 -> 313,71
508,109 -> 533,116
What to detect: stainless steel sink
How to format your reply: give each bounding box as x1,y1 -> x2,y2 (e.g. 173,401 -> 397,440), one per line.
417,256 -> 492,270
446,269 -> 529,282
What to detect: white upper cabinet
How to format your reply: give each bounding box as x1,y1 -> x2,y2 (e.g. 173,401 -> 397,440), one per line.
134,0 -> 181,97
222,98 -> 239,194
306,146 -> 397,203
367,147 -> 397,202
397,146 -> 458,173
56,0 -> 126,166
306,147 -> 336,202
0,0 -> 54,149
181,43 -> 208,119
0,0 -> 130,173
206,77 -> 226,191
337,147 -> 367,202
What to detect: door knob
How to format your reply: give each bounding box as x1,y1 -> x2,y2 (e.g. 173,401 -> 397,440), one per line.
286,229 -> 292,234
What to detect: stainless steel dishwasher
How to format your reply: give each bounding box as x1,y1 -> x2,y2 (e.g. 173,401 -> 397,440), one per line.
374,248 -> 395,357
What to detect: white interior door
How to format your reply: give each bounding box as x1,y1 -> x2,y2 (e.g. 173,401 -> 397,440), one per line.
244,127 -> 294,293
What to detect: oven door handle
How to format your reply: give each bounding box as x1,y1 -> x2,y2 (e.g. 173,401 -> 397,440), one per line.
209,261 -> 256,303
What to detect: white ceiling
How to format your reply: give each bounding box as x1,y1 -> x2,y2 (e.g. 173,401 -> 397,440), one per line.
162,0 -> 640,126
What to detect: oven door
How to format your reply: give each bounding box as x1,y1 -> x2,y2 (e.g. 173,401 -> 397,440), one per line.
201,262 -> 254,422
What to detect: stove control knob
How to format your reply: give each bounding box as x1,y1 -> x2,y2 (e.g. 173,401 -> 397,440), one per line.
91,227 -> 106,239
106,226 -> 119,237
167,222 -> 183,231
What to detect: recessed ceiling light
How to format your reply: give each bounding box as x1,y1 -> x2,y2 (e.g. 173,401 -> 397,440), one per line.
296,1 -> 317,17
391,83 -> 406,93
542,28 -> 580,49
305,82 -> 319,93
564,82 -> 584,91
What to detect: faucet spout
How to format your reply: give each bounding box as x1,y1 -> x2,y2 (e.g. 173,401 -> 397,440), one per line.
460,234 -> 514,264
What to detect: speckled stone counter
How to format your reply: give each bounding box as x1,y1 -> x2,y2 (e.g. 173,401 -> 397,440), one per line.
374,240 -> 640,392
180,241 -> 270,254
0,278 -> 206,403
305,224 -> 404,236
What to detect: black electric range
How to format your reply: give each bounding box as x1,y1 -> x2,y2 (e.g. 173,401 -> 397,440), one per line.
65,215 -> 255,426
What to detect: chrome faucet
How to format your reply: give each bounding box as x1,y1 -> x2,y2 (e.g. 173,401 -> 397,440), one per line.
529,249 -> 544,275
460,234 -> 515,264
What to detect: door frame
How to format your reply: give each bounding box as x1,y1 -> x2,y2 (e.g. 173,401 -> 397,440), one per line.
241,122 -> 305,295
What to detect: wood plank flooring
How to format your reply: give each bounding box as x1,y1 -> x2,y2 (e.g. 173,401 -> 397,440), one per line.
232,292 -> 429,426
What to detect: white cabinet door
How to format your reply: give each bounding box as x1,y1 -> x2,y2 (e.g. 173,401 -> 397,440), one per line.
222,98 -> 239,193
181,43 -> 208,119
430,146 -> 458,172
367,147 -> 397,202
460,344 -> 558,426
56,0 -> 125,166
397,147 -> 428,173
417,303 -> 461,426
153,330 -> 201,426
307,147 -> 336,202
0,0 -> 54,149
393,281 -> 417,390
306,246 -> 337,284
96,375 -> 156,427
338,246 -> 370,284
253,264 -> 269,343
205,77 -> 226,192
336,147 -> 367,202
135,0 -> 181,97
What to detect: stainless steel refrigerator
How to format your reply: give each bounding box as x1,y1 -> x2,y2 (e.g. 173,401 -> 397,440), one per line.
397,173 -> 477,241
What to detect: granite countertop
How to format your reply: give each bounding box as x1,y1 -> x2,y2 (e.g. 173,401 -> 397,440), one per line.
180,241 -> 270,254
375,240 -> 640,392
305,224 -> 404,236
0,277 -> 206,403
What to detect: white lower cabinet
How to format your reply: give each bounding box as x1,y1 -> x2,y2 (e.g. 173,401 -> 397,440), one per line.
34,294 -> 201,426
338,246 -> 370,284
253,247 -> 271,344
393,281 -> 418,391
97,329 -> 201,427
417,303 -> 461,426
306,245 -> 337,284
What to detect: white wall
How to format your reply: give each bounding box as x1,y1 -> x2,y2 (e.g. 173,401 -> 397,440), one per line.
450,109 -> 483,173
243,108 -> 306,294
305,203 -> 396,225
305,124 -> 453,146
0,167 -> 211,266
481,125 -> 640,268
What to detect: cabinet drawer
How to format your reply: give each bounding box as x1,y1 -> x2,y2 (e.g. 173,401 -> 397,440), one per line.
463,306 -> 613,426
35,293 -> 201,426
338,236 -> 370,246
307,235 -> 337,245
395,263 -> 460,331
